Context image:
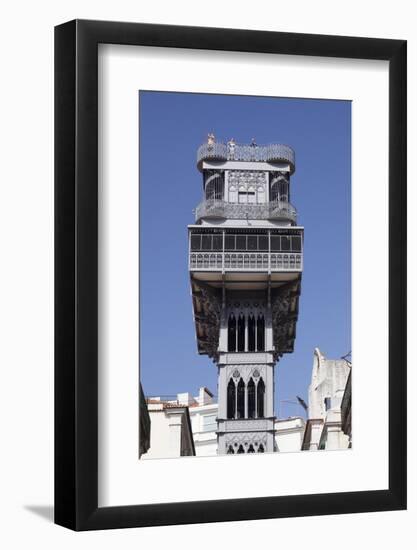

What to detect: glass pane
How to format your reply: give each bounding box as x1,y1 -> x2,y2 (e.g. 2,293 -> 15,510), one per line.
212,234 -> 223,250
247,235 -> 257,251
225,234 -> 235,251
190,234 -> 201,251
281,236 -> 291,251
247,192 -> 256,204
258,236 -> 268,251
291,236 -> 301,251
201,235 -> 212,250
271,235 -> 281,251
236,235 -> 247,250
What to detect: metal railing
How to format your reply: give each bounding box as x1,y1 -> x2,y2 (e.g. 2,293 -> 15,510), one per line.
197,142 -> 295,171
189,252 -> 303,272
195,199 -> 297,224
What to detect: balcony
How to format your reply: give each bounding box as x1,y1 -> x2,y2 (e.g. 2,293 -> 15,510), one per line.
195,199 -> 297,224
189,251 -> 302,272
197,142 -> 295,172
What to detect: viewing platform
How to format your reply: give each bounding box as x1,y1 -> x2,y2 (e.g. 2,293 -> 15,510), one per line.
195,198 -> 297,224
197,141 -> 295,173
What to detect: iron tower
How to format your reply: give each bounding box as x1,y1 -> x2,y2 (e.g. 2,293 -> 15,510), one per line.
188,136 -> 303,454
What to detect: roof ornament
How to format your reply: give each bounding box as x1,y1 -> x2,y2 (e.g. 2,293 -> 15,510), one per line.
227,137 -> 236,159
207,132 -> 215,146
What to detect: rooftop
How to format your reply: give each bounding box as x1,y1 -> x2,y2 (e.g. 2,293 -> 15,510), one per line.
197,138 -> 295,172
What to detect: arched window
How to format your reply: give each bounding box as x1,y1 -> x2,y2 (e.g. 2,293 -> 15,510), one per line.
258,444 -> 265,453
237,445 -> 245,454
247,378 -> 256,418
257,378 -> 265,418
270,174 -> 289,203
248,444 -> 255,453
278,178 -> 289,202
248,314 -> 256,351
237,314 -> 245,352
227,445 -> 234,454
237,378 -> 245,419
228,313 -> 236,352
257,314 -> 265,351
205,171 -> 224,201
227,379 -> 236,419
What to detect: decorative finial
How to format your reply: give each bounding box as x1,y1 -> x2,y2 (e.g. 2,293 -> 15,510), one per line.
207,133 -> 215,145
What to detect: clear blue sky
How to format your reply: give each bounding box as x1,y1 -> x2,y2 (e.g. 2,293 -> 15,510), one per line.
139,91 -> 351,419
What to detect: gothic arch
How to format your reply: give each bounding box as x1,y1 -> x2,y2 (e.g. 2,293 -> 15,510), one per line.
227,378 -> 236,419
248,314 -> 256,351
247,378 -> 256,419
257,377 -> 265,418
237,378 -> 245,419
228,313 -> 236,352
237,314 -> 245,352
257,313 -> 265,351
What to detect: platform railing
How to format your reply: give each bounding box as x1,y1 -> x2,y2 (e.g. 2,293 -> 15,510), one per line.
194,199 -> 297,224
189,251 -> 303,272
197,142 -> 295,169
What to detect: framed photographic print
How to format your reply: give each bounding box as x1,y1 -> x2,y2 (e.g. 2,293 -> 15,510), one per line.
55,20 -> 406,530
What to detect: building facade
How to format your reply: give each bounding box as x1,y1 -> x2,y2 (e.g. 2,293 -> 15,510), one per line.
142,399 -> 195,459
188,137 -> 304,455
302,348 -> 351,451
177,387 -> 218,456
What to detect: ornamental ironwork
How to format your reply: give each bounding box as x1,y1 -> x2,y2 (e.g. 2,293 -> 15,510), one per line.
195,199 -> 297,223
197,142 -> 295,171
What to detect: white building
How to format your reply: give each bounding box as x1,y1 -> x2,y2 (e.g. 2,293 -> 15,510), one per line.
302,348 -> 351,451
275,417 -> 305,452
177,387 -> 218,457
147,387 -> 305,456
142,400 -> 195,460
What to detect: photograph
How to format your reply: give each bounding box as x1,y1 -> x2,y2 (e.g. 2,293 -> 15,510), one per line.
138,91 -> 352,459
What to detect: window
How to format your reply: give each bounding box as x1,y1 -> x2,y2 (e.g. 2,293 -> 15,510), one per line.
228,313 -> 237,352
236,235 -> 246,250
227,445 -> 235,454
201,235 -> 212,250
225,234 -> 235,251
237,314 -> 245,352
257,314 -> 265,351
271,235 -> 281,251
212,234 -> 222,250
237,379 -> 245,419
248,315 -> 256,351
205,171 -> 224,200
227,379 -> 236,419
324,397 -> 331,411
238,188 -> 256,203
190,234 -> 201,251
292,235 -> 302,251
257,378 -> 265,418
247,378 -> 256,418
258,236 -> 268,250
270,173 -> 289,203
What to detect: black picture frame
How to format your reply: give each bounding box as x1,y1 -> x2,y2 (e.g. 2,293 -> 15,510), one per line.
55,19 -> 407,531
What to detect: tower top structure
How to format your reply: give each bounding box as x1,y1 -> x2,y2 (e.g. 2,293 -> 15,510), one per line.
194,136 -> 298,227
197,138 -> 295,173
